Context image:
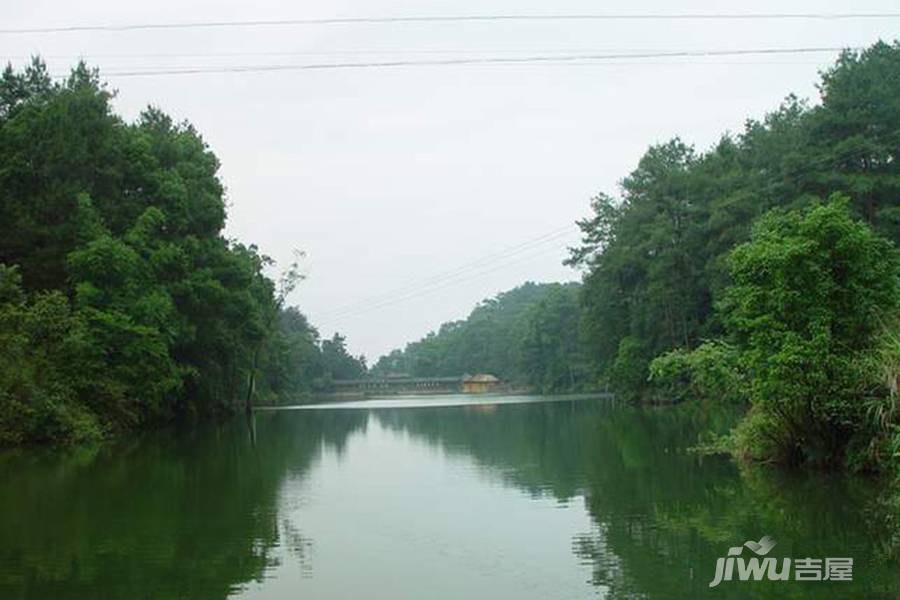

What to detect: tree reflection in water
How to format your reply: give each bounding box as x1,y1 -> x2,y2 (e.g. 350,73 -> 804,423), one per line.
0,398 -> 896,599
0,411 -> 366,600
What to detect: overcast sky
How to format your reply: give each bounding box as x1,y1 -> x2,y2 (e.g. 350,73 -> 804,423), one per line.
3,1 -> 898,361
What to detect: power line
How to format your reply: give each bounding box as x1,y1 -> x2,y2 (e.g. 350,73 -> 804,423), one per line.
316,230 -> 573,318
41,59 -> 833,82
316,241 -> 576,327
68,47 -> 855,77
329,243 -> 573,321
0,45 -> 822,59
315,225 -> 576,319
312,125 -> 864,328
2,12 -> 898,34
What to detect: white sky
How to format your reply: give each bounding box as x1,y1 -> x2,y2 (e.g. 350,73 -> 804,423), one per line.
3,1 -> 898,361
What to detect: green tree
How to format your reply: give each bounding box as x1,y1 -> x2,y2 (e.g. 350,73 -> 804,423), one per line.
518,283 -> 587,391
722,197 -> 899,468
259,307 -> 326,399
570,41 -> 900,402
0,60 -> 347,443
371,282 -> 586,388
807,41 -> 900,241
320,333 -> 367,381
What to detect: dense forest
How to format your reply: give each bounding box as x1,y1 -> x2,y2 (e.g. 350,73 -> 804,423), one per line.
0,60 -> 364,445
566,41 -> 900,474
2,40 -> 898,479
370,281 -> 588,391
377,42 -> 900,475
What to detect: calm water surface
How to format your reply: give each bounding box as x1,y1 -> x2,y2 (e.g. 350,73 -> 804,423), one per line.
1,395 -> 897,599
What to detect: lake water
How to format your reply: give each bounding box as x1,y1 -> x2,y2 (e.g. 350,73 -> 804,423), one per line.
0,394 -> 896,599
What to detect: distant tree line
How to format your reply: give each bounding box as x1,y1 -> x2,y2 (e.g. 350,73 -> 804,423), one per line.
0,60 -> 364,444
260,313 -> 367,399
370,281 -> 590,392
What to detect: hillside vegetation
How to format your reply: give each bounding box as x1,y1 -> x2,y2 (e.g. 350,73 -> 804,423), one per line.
0,61 -> 364,444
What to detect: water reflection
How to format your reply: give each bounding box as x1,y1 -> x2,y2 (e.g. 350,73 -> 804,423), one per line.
0,411 -> 365,600
0,397 -> 896,599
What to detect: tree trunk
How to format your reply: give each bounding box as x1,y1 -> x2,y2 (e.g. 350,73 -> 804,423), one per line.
245,346 -> 261,416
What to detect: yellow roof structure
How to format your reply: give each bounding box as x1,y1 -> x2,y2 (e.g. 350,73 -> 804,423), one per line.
463,373 -> 500,383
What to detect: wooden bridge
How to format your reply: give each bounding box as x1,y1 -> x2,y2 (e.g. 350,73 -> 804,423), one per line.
331,374 -> 502,395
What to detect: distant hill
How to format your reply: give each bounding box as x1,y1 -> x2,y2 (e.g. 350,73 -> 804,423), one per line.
371,281 -> 590,391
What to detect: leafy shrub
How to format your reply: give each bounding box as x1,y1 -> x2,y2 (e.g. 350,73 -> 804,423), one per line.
649,341 -> 747,404
608,337 -> 650,402
722,197 -> 899,468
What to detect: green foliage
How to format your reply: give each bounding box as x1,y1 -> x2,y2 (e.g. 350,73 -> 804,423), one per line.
565,41 -> 900,475
257,308 -> 324,400
607,337 -> 649,402
864,319 -> 900,480
721,197 -> 898,468
809,42 -> 900,241
649,198 -> 900,471
319,333 -> 367,381
518,283 -> 590,391
256,310 -> 367,404
0,60 -> 354,443
570,41 -> 900,403
0,267 -> 102,444
372,282 -> 590,390
649,341 -> 746,404
647,349 -> 692,401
